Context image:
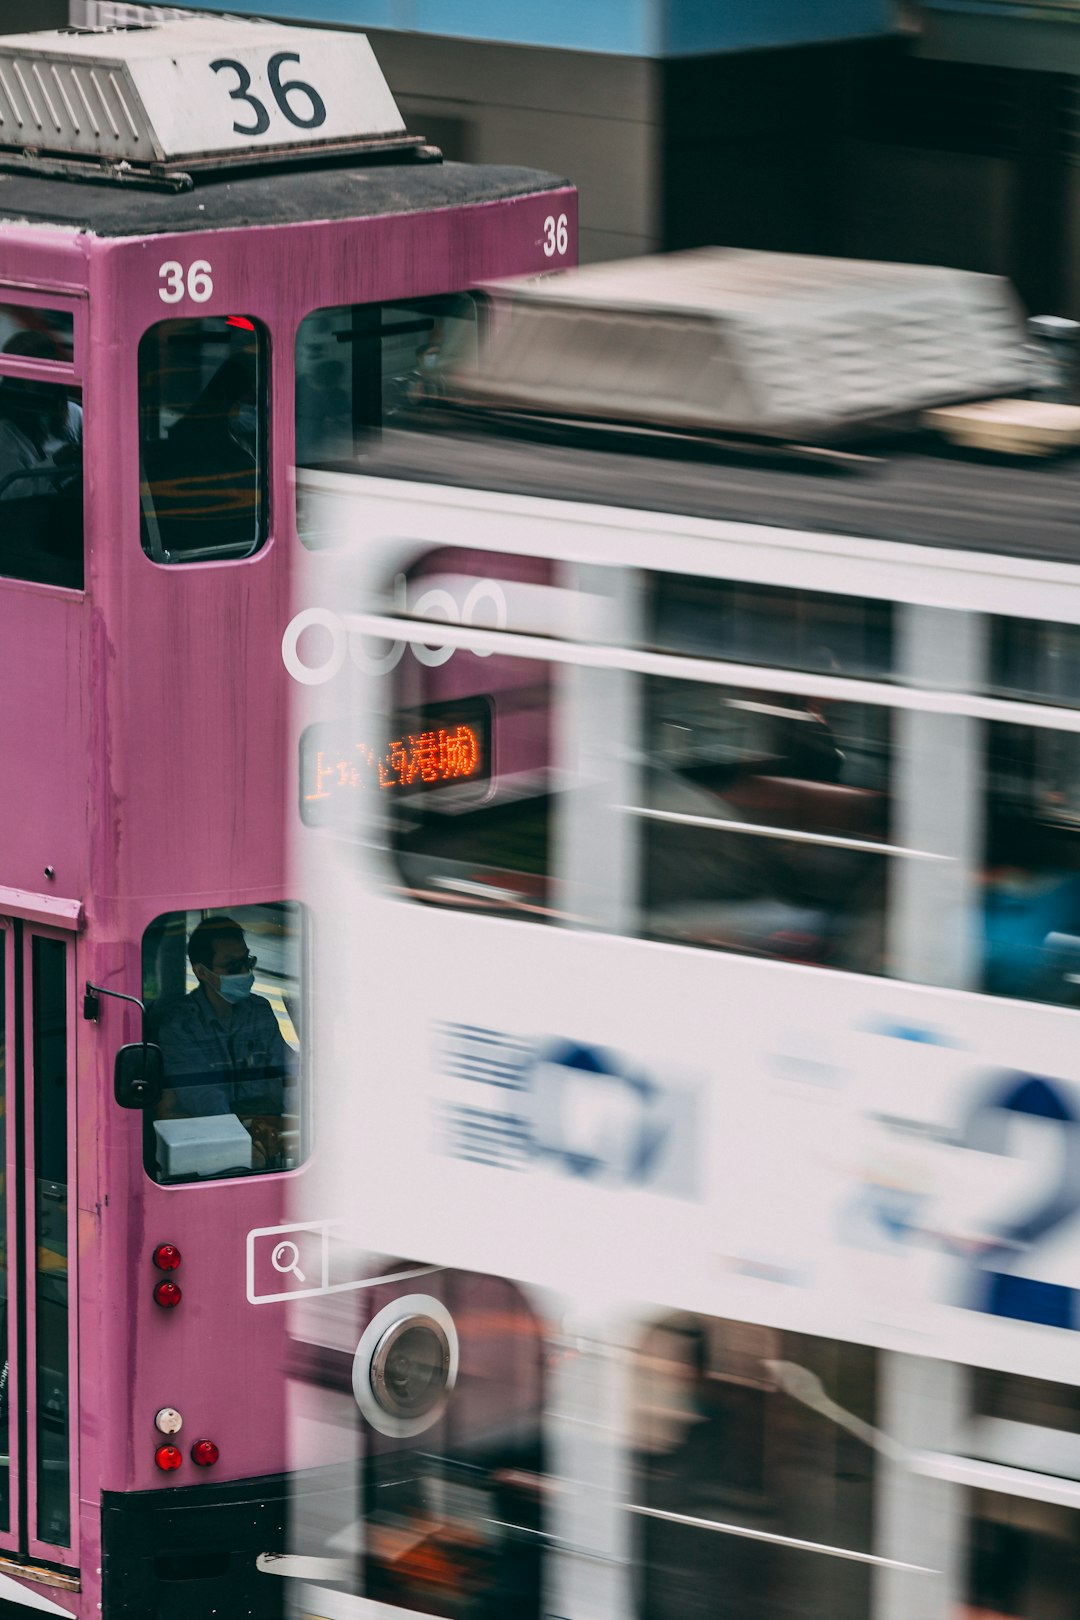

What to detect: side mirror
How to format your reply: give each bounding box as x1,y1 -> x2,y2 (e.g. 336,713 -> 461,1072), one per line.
114,1043 -> 165,1110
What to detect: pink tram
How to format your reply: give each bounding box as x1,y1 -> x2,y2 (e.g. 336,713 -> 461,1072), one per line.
0,17 -> 573,1619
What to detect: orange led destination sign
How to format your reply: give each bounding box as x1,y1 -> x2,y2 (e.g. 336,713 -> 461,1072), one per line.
300,698 -> 492,828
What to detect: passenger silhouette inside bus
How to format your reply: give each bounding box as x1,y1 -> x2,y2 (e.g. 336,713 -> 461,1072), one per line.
0,331 -> 83,588
156,918 -> 296,1171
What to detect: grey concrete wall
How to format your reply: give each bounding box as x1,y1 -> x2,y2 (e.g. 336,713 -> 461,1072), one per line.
3,0 -> 68,30
363,27 -> 662,263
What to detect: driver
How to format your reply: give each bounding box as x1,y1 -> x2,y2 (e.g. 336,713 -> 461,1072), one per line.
157,917 -> 296,1162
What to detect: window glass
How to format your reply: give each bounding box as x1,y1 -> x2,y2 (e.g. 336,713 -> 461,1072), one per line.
142,903 -> 305,1183
990,616 -> 1080,708
632,1315 -> 876,1619
983,723 -> 1080,1004
376,550 -> 555,920
295,295 -> 480,544
650,573 -> 893,679
968,1492 -> 1080,1618
639,677 -> 891,970
0,332 -> 82,588
0,306 -> 73,362
138,316 -> 267,564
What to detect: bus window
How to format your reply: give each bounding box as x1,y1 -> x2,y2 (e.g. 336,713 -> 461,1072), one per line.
650,574 -> 894,680
0,319 -> 83,591
632,1315 -> 876,1620
138,316 -> 267,564
295,295 -> 480,543
983,723 -> 1080,1004
141,903 -> 305,1184
638,678 -> 892,971
990,616 -> 1080,708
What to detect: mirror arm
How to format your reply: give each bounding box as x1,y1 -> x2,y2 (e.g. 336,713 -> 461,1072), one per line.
85,982 -> 151,1065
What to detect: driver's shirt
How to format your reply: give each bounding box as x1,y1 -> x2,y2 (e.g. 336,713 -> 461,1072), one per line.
158,984 -> 295,1118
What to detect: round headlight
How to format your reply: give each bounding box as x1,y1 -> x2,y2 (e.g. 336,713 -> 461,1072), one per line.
352,1293 -> 458,1437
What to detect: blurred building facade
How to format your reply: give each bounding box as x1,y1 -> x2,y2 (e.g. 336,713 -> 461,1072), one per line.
56,0 -> 1080,315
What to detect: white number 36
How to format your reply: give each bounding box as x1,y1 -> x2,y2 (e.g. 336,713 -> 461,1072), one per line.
158,259 -> 214,304
542,214 -> 568,258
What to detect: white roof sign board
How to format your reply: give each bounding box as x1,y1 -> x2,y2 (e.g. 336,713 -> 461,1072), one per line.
0,19 -> 405,164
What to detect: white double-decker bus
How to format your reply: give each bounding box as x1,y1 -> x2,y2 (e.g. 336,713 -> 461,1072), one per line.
283,252 -> 1080,1620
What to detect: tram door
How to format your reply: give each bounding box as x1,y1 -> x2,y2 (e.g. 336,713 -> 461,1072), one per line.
0,919 -> 78,1573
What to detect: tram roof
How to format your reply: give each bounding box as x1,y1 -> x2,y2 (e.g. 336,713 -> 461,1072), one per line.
346,427 -> 1080,567
0,159 -> 566,239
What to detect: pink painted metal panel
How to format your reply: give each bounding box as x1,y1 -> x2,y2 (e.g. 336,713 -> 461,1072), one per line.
0,921 -> 21,1558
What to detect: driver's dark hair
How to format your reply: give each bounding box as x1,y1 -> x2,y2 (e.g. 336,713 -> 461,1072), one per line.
188,916 -> 245,972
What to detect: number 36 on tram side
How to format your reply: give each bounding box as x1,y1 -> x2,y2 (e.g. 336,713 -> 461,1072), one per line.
0,17 -> 573,1619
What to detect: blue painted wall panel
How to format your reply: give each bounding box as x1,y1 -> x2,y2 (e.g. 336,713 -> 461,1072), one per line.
665,0 -> 896,55
177,0 -> 894,55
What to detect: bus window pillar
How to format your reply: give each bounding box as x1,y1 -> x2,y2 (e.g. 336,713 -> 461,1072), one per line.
874,1353 -> 969,1620
544,1318 -> 635,1620
888,606 -> 986,990
552,565 -> 643,935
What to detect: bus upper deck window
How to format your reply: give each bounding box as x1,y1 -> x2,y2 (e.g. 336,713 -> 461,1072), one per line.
141,903 -> 306,1184
0,306 -> 83,591
138,316 -> 268,564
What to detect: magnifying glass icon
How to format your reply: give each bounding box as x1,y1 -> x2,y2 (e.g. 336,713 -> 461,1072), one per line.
271,1240 -> 306,1283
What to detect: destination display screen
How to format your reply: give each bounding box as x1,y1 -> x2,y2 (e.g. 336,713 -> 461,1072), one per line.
300,697 -> 493,828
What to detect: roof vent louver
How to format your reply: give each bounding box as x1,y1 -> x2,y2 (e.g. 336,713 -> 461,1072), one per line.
0,19 -> 424,187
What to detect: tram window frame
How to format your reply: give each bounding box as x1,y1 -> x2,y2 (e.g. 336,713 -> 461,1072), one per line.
0,300 -> 85,593
140,901 -> 307,1185
137,314 -> 269,566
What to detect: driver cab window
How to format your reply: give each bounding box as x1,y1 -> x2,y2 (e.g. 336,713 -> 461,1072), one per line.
0,304 -> 83,590
141,903 -> 305,1183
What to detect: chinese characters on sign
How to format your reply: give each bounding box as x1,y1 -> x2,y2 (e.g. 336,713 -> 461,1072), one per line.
300,698 -> 492,826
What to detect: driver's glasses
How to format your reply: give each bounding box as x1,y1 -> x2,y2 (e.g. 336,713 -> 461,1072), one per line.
216,953 -> 257,975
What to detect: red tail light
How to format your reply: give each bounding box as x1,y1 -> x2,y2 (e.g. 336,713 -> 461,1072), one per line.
155,1445 -> 182,1472
153,1243 -> 182,1271
191,1439 -> 219,1468
153,1280 -> 182,1310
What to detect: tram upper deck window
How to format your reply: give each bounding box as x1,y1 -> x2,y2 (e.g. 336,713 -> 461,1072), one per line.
138,316 -> 267,564
141,903 -> 305,1183
640,677 -> 892,971
650,574 -> 893,678
990,615 -> 1080,708
0,308 -> 83,591
295,295 -> 479,543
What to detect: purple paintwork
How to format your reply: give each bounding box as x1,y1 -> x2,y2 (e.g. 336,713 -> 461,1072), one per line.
0,180 -> 576,1615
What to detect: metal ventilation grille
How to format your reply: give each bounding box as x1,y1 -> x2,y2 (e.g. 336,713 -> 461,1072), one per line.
0,52 -> 157,162
0,20 -> 409,174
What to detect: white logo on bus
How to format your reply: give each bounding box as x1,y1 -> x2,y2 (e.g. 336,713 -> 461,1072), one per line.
281,577 -> 508,685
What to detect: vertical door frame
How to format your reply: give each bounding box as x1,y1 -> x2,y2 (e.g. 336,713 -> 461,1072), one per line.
22,923 -> 79,1569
